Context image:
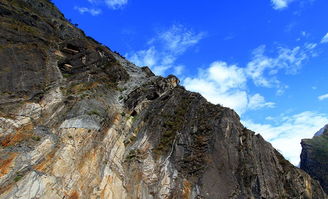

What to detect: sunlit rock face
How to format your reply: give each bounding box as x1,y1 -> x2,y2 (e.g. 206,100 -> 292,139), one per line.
0,0 -> 327,198
301,126 -> 328,194
313,124 -> 328,137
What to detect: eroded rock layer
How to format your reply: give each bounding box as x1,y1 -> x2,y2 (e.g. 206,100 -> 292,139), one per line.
0,0 -> 327,198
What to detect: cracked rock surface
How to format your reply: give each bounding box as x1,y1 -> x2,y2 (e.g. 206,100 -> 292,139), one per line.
0,0 -> 327,198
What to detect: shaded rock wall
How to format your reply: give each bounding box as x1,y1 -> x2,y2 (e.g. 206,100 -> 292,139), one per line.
301,128 -> 328,194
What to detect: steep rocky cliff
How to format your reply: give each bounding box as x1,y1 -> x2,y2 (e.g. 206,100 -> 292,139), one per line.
0,0 -> 327,198
301,125 -> 328,194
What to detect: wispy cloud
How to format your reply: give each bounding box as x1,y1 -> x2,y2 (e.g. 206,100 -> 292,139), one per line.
75,0 -> 128,14
321,33 -> 328,44
271,0 -> 317,10
105,0 -> 128,9
318,93 -> 328,101
243,111 -> 328,165
248,94 -> 275,110
74,6 -> 102,16
174,65 -> 184,76
127,24 -> 205,75
154,25 -> 205,54
246,44 -> 316,89
271,0 -> 293,10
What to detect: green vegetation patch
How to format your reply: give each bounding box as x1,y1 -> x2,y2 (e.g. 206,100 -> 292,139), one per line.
88,110 -> 101,117
14,173 -> 23,182
307,135 -> 328,164
65,82 -> 100,95
153,95 -> 192,157
2,19 -> 42,37
31,136 -> 41,141
63,73 -> 72,78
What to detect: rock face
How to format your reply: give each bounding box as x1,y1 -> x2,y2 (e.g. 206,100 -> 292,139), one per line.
301,125 -> 328,194
0,0 -> 327,198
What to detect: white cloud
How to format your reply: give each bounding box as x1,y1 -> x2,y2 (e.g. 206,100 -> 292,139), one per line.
248,94 -> 275,110
182,62 -> 248,114
243,111 -> 328,165
246,44 -> 316,88
181,42 -> 316,115
305,42 -> 317,50
127,25 -> 205,76
183,62 -> 274,115
129,47 -> 157,67
155,25 -> 205,54
271,0 -> 293,10
321,33 -> 328,44
318,93 -> 328,101
174,65 -> 184,76
128,47 -> 173,76
105,0 -> 128,9
83,0 -> 128,10
184,77 -> 249,114
207,62 -> 246,92
301,31 -> 308,37
246,46 -> 276,87
74,6 -> 102,16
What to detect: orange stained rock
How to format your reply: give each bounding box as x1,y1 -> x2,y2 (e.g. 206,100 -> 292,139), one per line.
0,183 -> 14,196
0,153 -> 17,177
182,179 -> 192,199
33,150 -> 56,172
69,191 -> 79,199
78,149 -> 98,172
113,113 -> 121,124
69,82 -> 100,94
1,123 -> 33,147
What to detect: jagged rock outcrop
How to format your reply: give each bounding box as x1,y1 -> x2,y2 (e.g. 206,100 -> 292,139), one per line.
314,124 -> 328,137
301,125 -> 328,194
0,0 -> 327,198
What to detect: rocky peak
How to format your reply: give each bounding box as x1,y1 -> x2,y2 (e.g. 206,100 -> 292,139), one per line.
301,125 -> 328,194
314,124 -> 328,137
0,0 -> 327,198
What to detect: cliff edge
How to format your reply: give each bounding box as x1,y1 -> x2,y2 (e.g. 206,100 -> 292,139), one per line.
301,125 -> 328,194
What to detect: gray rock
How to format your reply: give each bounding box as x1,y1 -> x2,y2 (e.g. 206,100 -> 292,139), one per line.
60,115 -> 101,130
314,124 -> 328,137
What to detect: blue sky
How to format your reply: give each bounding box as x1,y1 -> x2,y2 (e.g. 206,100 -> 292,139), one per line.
52,0 -> 328,165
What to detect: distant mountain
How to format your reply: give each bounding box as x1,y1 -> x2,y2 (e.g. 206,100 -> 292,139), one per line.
301,125 -> 328,194
314,124 -> 328,137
